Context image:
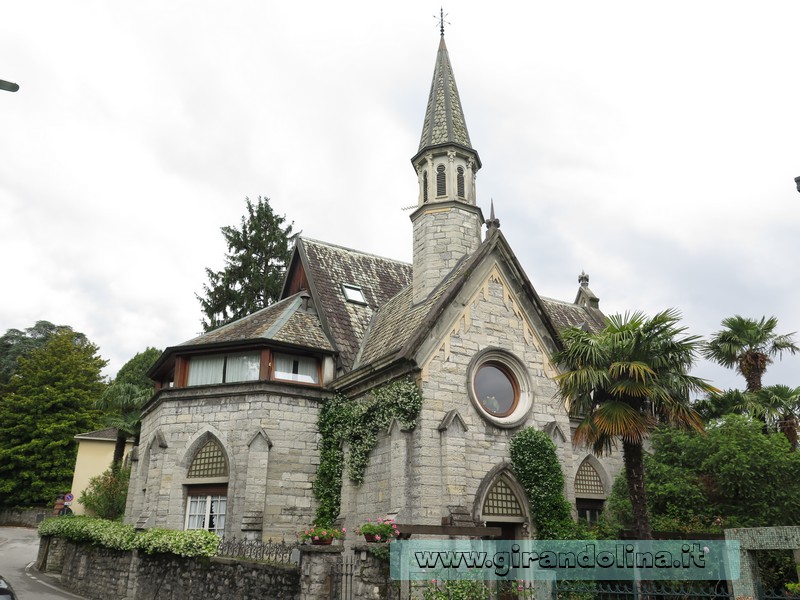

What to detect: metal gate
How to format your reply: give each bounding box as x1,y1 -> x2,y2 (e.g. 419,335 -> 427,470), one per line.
330,554 -> 355,600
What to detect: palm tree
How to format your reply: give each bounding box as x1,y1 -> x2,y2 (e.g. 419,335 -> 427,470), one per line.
554,309 -> 717,539
702,316 -> 798,393
739,385 -> 800,451
96,382 -> 151,471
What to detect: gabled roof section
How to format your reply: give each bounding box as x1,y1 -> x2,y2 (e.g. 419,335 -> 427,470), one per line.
353,230 -> 609,376
418,35 -> 474,153
540,296 -> 606,334
282,238 -> 412,371
179,292 -> 334,352
354,231 -> 562,371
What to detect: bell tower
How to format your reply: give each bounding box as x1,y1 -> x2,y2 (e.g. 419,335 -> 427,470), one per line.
410,32 -> 484,304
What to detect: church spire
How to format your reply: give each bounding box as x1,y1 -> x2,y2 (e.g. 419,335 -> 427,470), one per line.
409,31 -> 485,304
416,33 -> 477,157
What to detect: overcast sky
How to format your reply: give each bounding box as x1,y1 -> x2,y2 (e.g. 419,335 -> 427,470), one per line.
2,2 -> 799,392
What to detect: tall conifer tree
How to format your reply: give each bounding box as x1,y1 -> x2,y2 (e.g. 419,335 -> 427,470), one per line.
196,196 -> 297,331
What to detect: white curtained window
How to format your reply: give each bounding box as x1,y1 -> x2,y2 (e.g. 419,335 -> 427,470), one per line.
187,352 -> 260,386
274,353 -> 319,384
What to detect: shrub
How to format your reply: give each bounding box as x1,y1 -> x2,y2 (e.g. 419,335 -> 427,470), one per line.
78,467 -> 130,520
38,516 -> 219,557
510,427 -> 581,539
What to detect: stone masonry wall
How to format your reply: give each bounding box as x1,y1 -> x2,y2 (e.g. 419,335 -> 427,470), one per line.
126,381 -> 326,542
343,258 -> 622,531
0,506 -> 48,527
39,537 -> 301,600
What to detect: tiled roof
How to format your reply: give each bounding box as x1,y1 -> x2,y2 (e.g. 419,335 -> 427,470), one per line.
75,427 -> 124,441
355,234 -> 608,370
356,253 -> 475,367
418,36 -> 473,152
179,292 -> 334,352
299,239 -> 412,370
540,297 -> 606,334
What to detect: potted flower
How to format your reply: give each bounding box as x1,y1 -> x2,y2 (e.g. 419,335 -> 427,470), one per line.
357,517 -> 400,543
297,524 -> 345,545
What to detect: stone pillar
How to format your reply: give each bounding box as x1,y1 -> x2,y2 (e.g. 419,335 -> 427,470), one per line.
438,410 -> 468,512
298,544 -> 343,600
388,420 -> 411,520
243,428 -> 272,539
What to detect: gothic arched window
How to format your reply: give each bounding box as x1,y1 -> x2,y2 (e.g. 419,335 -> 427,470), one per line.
185,439 -> 228,535
187,440 -> 228,478
457,166 -> 465,198
423,170 -> 429,202
436,164 -> 446,196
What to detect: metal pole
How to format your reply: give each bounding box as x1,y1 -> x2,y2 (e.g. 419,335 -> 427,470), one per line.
0,79 -> 19,92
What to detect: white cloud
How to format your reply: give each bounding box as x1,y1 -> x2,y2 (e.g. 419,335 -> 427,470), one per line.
1,1 -> 798,389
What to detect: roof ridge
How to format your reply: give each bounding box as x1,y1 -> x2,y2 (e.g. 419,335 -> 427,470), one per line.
300,236 -> 411,267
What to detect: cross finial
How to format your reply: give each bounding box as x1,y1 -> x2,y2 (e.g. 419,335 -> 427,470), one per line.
436,7 -> 449,37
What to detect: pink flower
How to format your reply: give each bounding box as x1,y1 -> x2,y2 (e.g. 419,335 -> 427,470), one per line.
375,534 -> 381,541
367,518 -> 371,522
321,530 -> 327,536
342,527 -> 347,533
314,535 -> 319,541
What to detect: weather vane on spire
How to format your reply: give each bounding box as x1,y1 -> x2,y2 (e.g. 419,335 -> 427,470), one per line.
435,7 -> 449,37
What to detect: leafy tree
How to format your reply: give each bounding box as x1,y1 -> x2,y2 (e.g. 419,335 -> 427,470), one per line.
0,330 -> 106,506
554,309 -> 716,540
0,321 -> 80,389
78,466 -> 130,520
196,196 -> 297,331
703,315 -> 798,392
114,346 -> 161,389
97,347 -> 161,470
603,415 -> 800,532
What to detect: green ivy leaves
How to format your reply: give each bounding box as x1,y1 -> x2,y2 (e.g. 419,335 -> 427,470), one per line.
510,427 -> 580,539
313,378 -> 422,525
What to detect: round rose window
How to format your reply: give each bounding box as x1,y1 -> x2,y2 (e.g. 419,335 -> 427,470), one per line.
468,348 -> 532,428
473,362 -> 518,417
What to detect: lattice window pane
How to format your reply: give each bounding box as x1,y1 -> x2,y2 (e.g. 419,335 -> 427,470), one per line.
575,461 -> 604,495
188,440 -> 228,478
483,478 -> 522,517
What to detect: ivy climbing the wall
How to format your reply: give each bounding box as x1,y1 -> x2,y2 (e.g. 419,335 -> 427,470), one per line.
510,427 -> 583,539
313,377 -> 423,525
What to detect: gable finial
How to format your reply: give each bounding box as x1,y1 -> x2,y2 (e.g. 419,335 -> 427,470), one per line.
485,199 -> 501,237
579,271 -> 589,287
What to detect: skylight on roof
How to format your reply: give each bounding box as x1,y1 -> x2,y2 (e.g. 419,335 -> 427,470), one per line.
342,284 -> 366,304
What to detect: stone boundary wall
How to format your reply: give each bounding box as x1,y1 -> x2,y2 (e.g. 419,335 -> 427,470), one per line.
0,506 -> 48,527
38,536 -> 301,600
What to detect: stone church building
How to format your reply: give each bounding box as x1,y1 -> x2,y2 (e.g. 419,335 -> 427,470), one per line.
125,33 -> 621,541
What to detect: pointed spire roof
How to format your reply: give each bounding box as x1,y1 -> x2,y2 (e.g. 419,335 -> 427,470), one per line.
417,34 -> 475,154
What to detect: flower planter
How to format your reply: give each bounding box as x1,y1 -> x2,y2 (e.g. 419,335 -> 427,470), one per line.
364,534 -> 383,543
311,537 -> 333,545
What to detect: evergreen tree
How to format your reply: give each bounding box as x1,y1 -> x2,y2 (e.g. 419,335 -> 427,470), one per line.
196,196 -> 297,331
0,330 -> 106,506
